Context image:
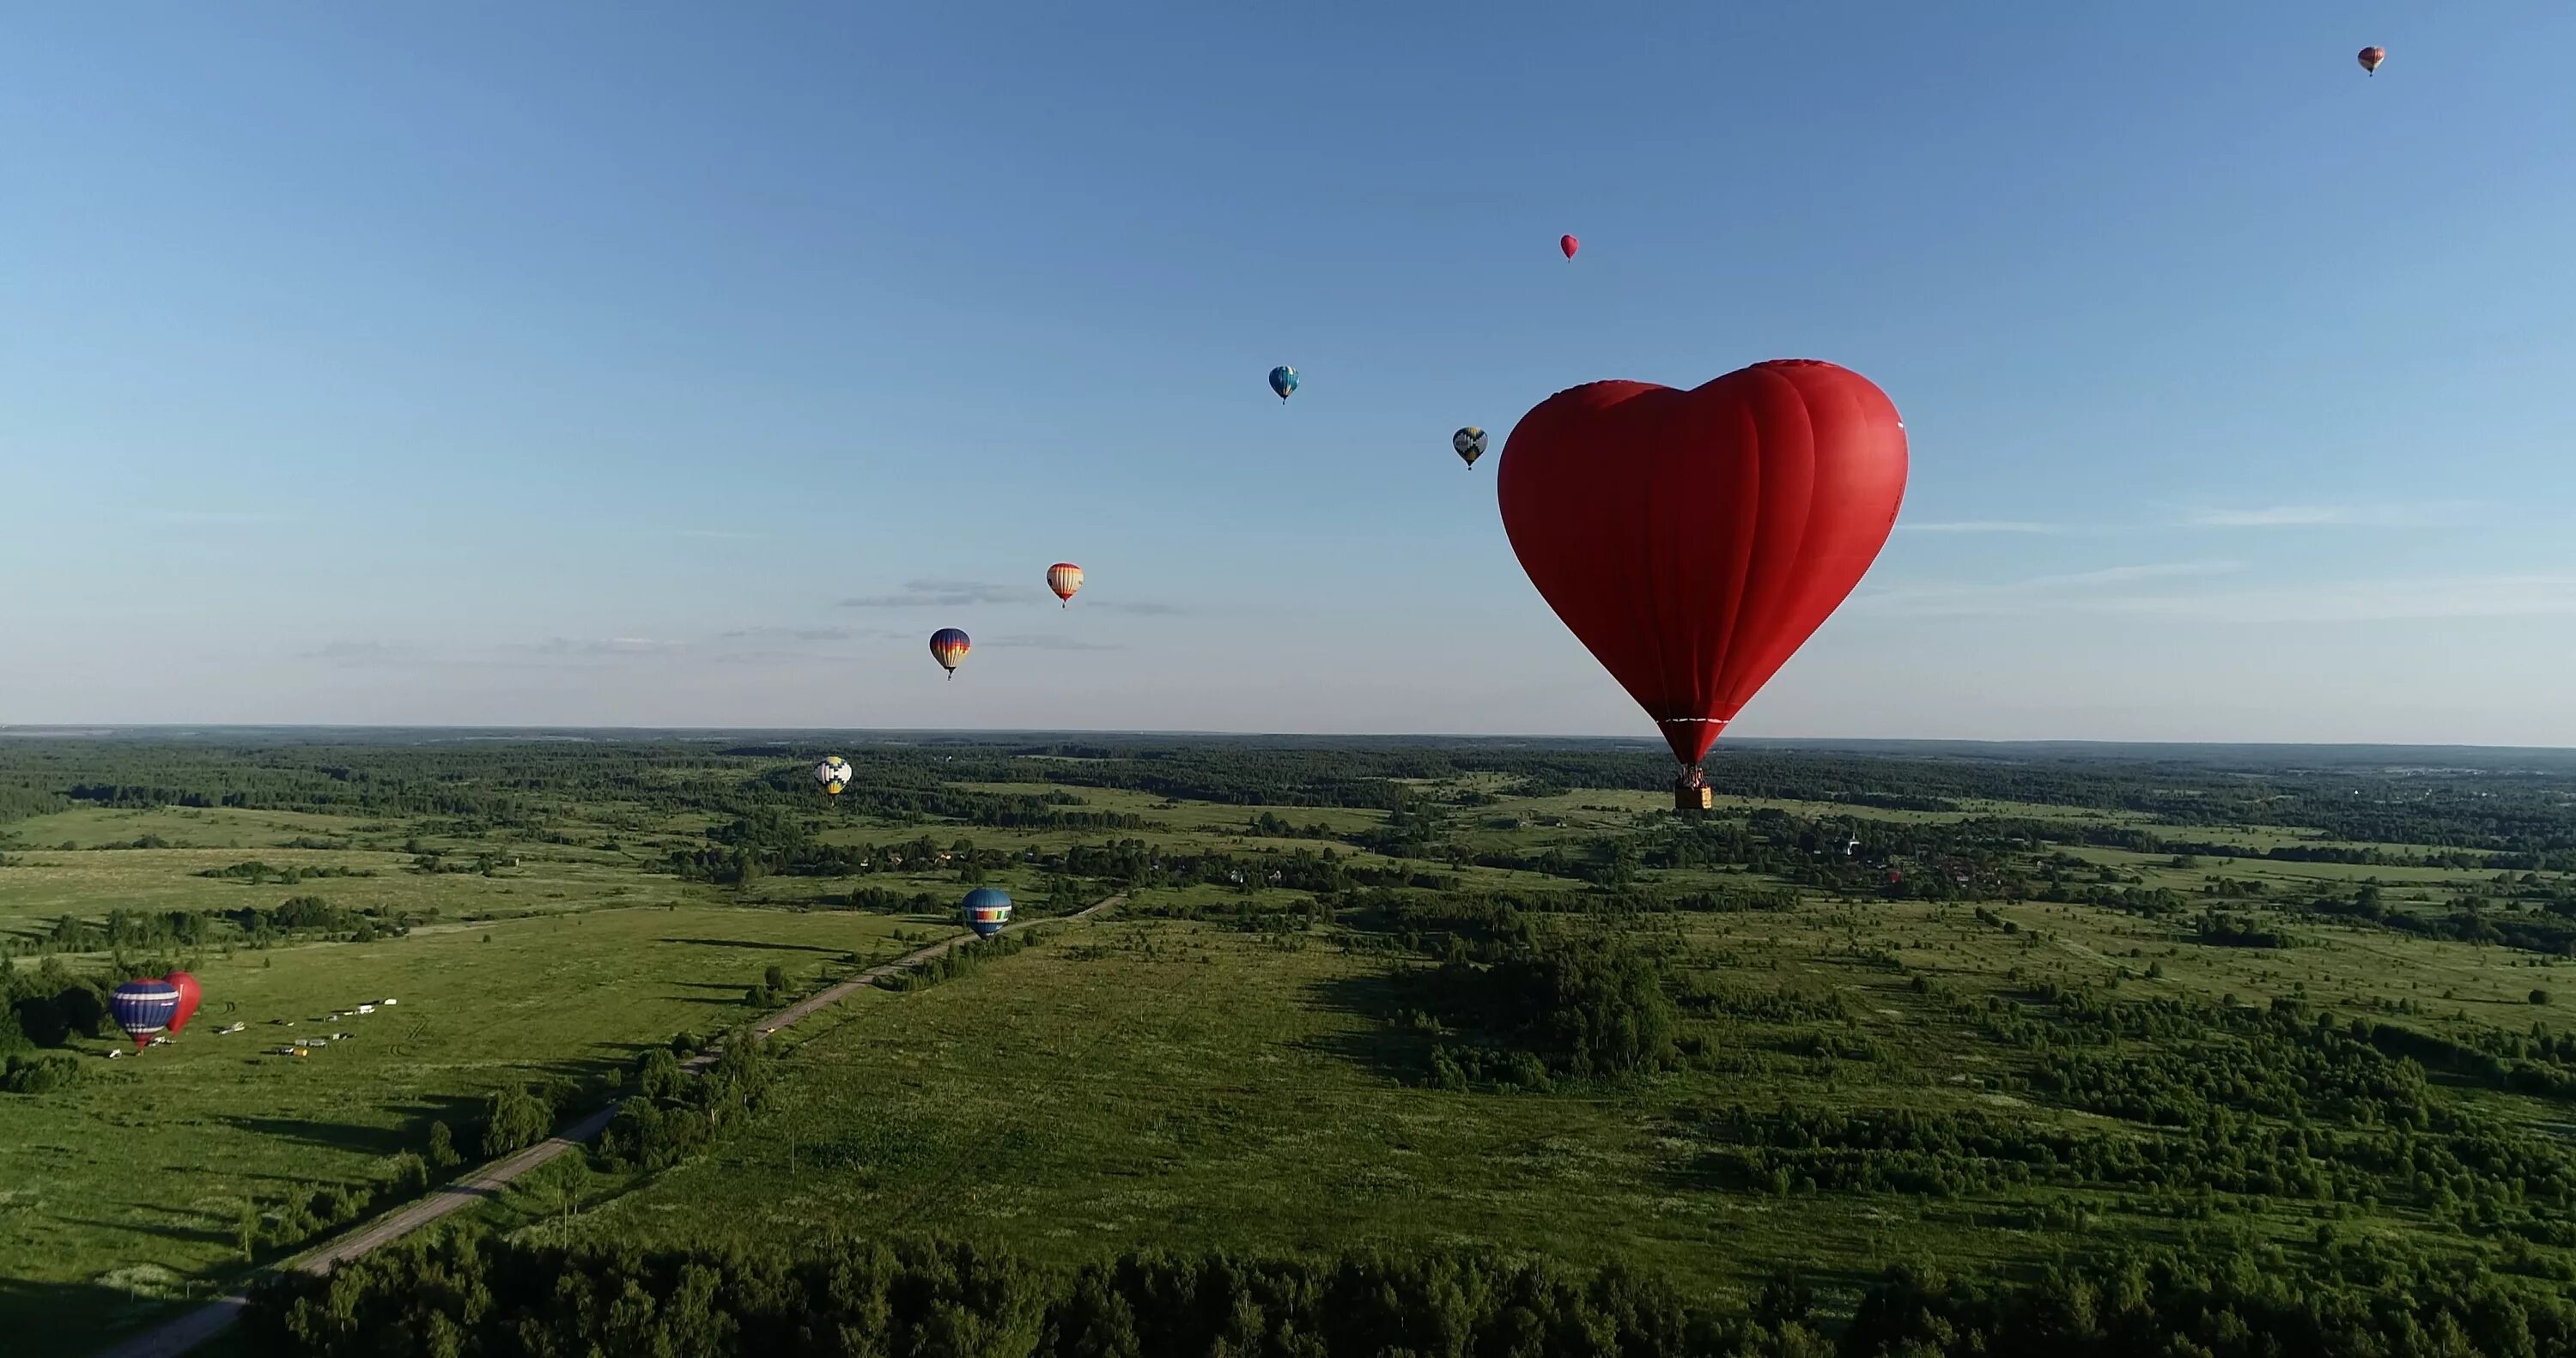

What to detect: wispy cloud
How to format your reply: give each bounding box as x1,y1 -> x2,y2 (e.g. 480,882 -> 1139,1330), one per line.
304,640 -> 419,664
1895,520 -> 2068,535
2024,561 -> 2245,588
719,625 -> 871,643
2182,502 -> 2481,529
2098,574 -> 2576,624
840,579 -> 1034,609
1853,560 -> 2244,616
505,637 -> 690,658
987,634 -> 1124,652
141,508 -> 294,525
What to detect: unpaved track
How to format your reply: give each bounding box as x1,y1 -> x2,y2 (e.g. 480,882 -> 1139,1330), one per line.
91,895 -> 1124,1358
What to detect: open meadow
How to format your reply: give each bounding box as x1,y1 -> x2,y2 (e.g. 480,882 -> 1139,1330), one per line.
6,735 -> 2576,1354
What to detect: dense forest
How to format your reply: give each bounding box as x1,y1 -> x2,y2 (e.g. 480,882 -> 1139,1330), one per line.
242,1229 -> 2576,1357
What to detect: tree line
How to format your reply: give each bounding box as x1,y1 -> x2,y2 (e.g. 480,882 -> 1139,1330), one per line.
240,1230 -> 2576,1357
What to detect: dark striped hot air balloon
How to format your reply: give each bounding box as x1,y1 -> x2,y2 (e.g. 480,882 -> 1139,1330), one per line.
110,978 -> 181,1050
962,887 -> 1012,938
2358,45 -> 2385,76
164,971 -> 203,1034
930,627 -> 971,679
1453,427 -> 1488,468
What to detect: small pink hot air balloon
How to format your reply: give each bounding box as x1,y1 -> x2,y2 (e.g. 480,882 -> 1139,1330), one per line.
1559,234 -> 1579,259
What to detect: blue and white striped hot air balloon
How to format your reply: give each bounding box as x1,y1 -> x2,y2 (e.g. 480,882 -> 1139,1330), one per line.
110,977 -> 181,1050
962,887 -> 1013,939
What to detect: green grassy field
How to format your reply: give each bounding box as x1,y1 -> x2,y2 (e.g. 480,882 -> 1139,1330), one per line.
0,896 -> 923,1352
5,737 -> 2575,1354
550,884 -> 2576,1306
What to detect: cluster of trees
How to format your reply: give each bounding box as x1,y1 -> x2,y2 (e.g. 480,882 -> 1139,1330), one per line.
197,858 -> 374,884
1245,810 -> 1338,839
1948,985 -> 2576,1236
241,1151 -> 434,1260
2322,894 -> 2576,956
1843,1241 -> 2576,1355
4,894 -> 421,961
1392,908 -> 1682,1085
665,810 -> 880,883
2190,910 -> 2293,949
877,931 -> 1042,993
1,955 -> 126,1052
594,1031 -> 775,1173
240,1234 -> 1803,1358
741,755 -> 1150,830
239,1232 -> 2576,1357
2365,1020 -> 2576,1103
2,1050 -> 82,1093
1042,840 -> 1454,896
677,825 -> 1019,892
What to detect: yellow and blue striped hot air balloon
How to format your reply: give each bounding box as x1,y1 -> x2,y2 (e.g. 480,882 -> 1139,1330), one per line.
929,628 -> 970,680
962,887 -> 1012,938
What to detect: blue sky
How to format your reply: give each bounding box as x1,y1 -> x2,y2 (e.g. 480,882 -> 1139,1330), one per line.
6,3 -> 2573,743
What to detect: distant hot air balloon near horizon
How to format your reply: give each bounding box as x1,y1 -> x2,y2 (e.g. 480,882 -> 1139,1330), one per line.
1498,360 -> 1906,792
930,628 -> 971,679
814,756 -> 853,796
1268,366 -> 1298,403
110,978 -> 181,1050
2358,45 -> 2385,75
1453,427 -> 1488,469
962,887 -> 1013,939
1047,562 -> 1084,606
1560,234 -> 1579,259
164,971 -> 202,1034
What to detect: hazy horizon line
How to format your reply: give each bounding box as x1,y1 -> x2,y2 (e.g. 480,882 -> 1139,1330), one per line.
3,723 -> 2571,755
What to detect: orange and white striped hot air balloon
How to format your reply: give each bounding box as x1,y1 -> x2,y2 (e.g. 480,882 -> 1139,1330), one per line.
1047,562 -> 1084,607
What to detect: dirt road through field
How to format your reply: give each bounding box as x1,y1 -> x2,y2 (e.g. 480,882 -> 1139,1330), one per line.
92,895 -> 1123,1358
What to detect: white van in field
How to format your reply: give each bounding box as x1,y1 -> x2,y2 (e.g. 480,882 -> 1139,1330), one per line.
355,1004 -> 375,1015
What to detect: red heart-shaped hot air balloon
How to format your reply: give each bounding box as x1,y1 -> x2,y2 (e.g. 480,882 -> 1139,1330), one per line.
1497,360 -> 1907,767
1559,234 -> 1579,259
164,970 -> 202,1034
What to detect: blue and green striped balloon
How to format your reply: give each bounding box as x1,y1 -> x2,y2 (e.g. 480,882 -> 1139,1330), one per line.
962,887 -> 1013,938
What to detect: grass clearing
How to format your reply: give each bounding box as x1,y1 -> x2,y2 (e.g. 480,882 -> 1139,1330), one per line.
0,901 -> 920,1354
